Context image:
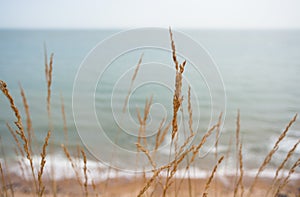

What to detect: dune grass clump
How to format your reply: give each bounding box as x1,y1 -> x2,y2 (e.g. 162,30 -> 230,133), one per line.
0,50 -> 54,197
247,114 -> 298,196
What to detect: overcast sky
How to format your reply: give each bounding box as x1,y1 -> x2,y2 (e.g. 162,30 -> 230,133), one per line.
0,0 -> 299,29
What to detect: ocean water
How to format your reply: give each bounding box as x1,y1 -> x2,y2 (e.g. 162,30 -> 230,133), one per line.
0,29 -> 299,178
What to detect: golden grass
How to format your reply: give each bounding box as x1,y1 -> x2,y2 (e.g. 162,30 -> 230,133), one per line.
123,53 -> 144,113
202,156 -> 224,197
274,139 -> 300,180
0,30 -> 299,197
247,113 -> 298,196
0,162 -> 7,197
19,83 -> 34,150
170,27 -> 186,140
44,46 -> 57,197
81,148 -> 88,197
154,118 -> 166,150
233,109 -> 244,197
136,96 -> 153,146
274,158 -> 300,196
137,169 -> 162,197
60,93 -> 68,143
61,144 -> 83,189
234,142 -> 244,197
136,143 -> 157,169
265,138 -> 300,196
190,122 -> 220,164
155,121 -> 171,151
0,80 -> 23,131
44,45 -> 54,120
0,79 -> 38,193
37,130 -> 51,197
214,112 -> 223,159
6,122 -> 25,157
187,86 -> 193,135
91,180 -> 98,197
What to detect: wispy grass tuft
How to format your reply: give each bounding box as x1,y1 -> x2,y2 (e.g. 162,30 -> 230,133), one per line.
0,80 -> 38,193
247,113 -> 298,196
169,27 -> 186,140
274,158 -> 300,196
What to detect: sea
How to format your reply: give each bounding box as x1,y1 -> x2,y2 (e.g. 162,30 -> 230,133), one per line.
0,29 -> 299,180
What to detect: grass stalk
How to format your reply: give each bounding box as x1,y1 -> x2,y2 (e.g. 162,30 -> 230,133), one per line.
274,158 -> 300,196
19,83 -> 34,152
0,80 -> 38,194
37,131 -> 51,197
123,53 -> 144,113
247,113 -> 297,196
202,156 -> 224,197
266,139 -> 300,196
60,93 -> 68,144
81,148 -> 88,197
0,162 -> 7,197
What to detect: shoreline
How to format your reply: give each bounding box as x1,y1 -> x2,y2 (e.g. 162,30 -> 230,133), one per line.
2,172 -> 299,197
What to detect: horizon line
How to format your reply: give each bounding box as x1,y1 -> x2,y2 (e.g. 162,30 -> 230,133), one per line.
0,27 -> 300,31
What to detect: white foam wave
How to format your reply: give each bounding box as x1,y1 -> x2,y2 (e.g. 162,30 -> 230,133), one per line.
6,154 -> 300,184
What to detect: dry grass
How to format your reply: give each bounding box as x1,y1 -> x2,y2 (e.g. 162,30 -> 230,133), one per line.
19,83 -> 34,150
60,93 -> 68,143
154,118 -> 166,150
234,142 -> 244,197
123,53 -> 144,113
0,79 -> 38,193
91,180 -> 98,197
0,162 -> 7,197
233,109 -> 244,197
61,144 -> 83,189
235,110 -> 240,179
0,80 -> 23,131
136,143 -> 157,169
6,122 -> 25,157
155,121 -> 171,151
44,45 -> 54,120
137,165 -> 169,197
266,139 -> 300,196
136,96 -> 153,147
81,148 -> 88,197
274,158 -> 300,196
187,86 -> 193,135
170,27 -> 186,140
275,139 -> 300,180
202,156 -> 224,197
214,112 -> 223,159
0,30 -> 299,197
247,113 -> 298,196
37,130 -> 51,197
190,122 -> 220,164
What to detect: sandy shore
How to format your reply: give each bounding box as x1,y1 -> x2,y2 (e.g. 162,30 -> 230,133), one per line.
1,173 -> 299,197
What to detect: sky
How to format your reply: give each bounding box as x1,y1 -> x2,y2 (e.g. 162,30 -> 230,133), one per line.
0,0 -> 300,29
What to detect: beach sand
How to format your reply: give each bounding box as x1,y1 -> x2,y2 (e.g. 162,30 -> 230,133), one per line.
3,173 -> 299,197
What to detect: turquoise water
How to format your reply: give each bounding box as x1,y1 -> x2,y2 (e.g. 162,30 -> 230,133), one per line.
0,29 -> 299,174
